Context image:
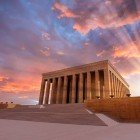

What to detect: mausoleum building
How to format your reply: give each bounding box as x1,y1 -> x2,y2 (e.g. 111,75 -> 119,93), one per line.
39,60 -> 130,105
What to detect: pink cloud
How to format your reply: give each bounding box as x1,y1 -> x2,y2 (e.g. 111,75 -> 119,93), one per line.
41,32 -> 51,41
53,0 -> 140,34
52,2 -> 78,18
96,50 -> 106,57
0,75 -> 40,93
113,43 -> 140,59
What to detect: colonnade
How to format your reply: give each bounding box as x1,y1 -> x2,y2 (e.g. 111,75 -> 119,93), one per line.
39,70 -> 106,105
109,71 -> 129,98
39,66 -> 130,105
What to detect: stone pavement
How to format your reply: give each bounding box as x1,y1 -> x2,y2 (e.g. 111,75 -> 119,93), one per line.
0,104 -> 140,140
0,104 -> 106,126
0,119 -> 140,140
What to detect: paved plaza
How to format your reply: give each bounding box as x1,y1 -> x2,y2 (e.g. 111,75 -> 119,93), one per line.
0,104 -> 140,140
0,118 -> 140,140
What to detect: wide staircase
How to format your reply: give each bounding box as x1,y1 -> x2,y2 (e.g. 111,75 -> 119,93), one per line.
0,104 -> 106,126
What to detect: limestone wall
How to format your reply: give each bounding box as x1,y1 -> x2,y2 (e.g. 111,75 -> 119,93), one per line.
85,97 -> 140,122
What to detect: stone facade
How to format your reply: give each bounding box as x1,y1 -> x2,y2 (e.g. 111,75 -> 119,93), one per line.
39,60 -> 130,105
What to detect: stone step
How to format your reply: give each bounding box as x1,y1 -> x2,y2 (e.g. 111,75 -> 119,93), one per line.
0,112 -> 106,126
0,104 -> 107,126
1,103 -> 87,114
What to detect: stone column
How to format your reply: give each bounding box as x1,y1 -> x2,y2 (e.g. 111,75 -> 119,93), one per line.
95,70 -> 100,98
116,77 -> 118,98
87,72 -> 91,100
71,74 -> 76,103
116,79 -> 119,98
50,78 -> 56,104
44,79 -> 50,104
104,69 -> 110,98
62,76 -> 68,104
114,77 -> 117,98
120,82 -> 123,98
120,83 -> 123,98
110,72 -> 113,96
56,77 -> 62,104
112,74 -> 115,97
39,77 -> 46,105
118,81 -> 121,98
79,73 -> 83,103
103,85 -> 105,98
114,76 -> 117,98
121,86 -> 125,97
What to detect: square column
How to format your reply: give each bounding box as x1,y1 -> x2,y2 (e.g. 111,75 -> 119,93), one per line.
56,77 -> 62,104
114,76 -> 117,98
95,70 -> 100,98
71,74 -> 76,103
112,74 -> 115,97
118,81 -> 121,98
44,79 -> 50,104
50,78 -> 57,104
87,72 -> 91,100
110,72 -> 113,97
39,78 -> 46,105
79,73 -> 83,103
104,69 -> 110,98
62,76 -> 68,104
116,78 -> 119,98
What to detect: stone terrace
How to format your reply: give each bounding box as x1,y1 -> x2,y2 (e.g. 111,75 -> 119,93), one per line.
0,104 -> 106,126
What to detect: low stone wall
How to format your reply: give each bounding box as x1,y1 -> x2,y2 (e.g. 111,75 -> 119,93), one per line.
0,103 -> 8,109
85,97 -> 140,122
0,103 -> 19,109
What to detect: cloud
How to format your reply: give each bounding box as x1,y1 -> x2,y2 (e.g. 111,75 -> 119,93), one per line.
57,51 -> 65,55
40,49 -> 50,56
41,32 -> 51,40
53,0 -> 140,34
0,76 -> 9,82
96,50 -> 106,57
113,43 -> 140,58
18,96 -> 29,99
0,75 -> 40,93
52,1 -> 79,18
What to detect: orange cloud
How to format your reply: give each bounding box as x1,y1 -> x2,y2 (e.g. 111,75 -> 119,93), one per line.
0,76 -> 8,82
52,2 -> 78,18
113,43 -> 140,59
53,1 -> 140,35
73,21 -> 98,35
73,14 -> 140,35
0,75 -> 40,93
40,49 -> 50,56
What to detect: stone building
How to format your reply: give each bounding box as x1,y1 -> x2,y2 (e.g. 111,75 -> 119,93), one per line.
39,60 -> 130,105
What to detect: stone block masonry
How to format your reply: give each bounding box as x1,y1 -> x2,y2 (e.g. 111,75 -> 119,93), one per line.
39,60 -> 130,105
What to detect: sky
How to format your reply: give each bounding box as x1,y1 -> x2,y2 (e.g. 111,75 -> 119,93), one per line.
0,0 -> 140,105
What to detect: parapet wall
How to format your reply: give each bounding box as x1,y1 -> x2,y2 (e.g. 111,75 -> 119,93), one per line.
0,102 -> 18,109
85,97 -> 140,122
